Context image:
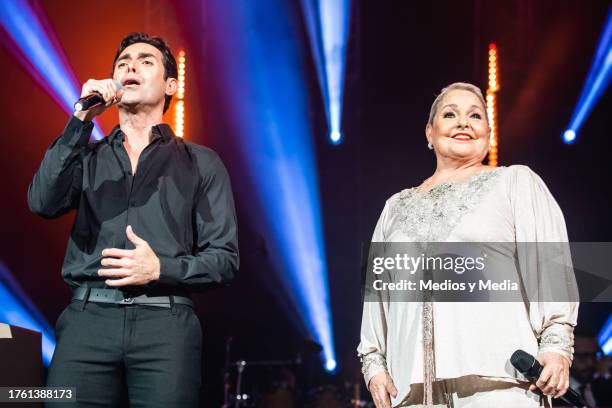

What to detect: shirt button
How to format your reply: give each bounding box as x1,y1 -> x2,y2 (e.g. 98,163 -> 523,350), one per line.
129,200 -> 136,207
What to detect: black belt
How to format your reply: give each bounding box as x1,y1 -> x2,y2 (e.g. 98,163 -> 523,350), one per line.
72,287 -> 193,308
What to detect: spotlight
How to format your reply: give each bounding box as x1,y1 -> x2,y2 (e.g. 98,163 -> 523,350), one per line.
325,358 -> 337,372
301,0 -> 351,144
486,42 -> 500,166
563,6 -> 611,143
563,129 -> 577,144
174,50 -> 186,138
330,130 -> 342,144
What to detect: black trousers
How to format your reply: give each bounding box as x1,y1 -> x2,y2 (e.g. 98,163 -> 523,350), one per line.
45,300 -> 202,407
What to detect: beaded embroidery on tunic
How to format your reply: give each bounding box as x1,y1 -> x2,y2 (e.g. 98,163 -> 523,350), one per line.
386,167 -> 505,405
389,167 -> 505,242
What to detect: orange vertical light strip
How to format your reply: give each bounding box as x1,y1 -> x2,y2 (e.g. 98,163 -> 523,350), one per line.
175,50 -> 186,138
486,43 -> 499,166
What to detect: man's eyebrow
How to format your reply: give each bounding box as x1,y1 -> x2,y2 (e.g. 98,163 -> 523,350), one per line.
117,53 -> 131,62
136,52 -> 156,60
116,52 -> 157,63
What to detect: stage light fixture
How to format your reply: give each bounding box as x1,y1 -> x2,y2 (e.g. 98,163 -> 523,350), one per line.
563,7 -> 611,144
325,358 -> 337,372
486,43 -> 500,166
301,0 -> 351,144
563,129 -> 576,143
174,50 -> 186,137
330,130 -> 342,144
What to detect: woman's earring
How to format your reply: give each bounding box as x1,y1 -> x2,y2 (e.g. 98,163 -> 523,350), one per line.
427,141 -> 434,150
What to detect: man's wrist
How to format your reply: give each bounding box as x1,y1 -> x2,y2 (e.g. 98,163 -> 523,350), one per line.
151,257 -> 161,282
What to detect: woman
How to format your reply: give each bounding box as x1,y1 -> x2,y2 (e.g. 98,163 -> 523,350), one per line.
358,82 -> 578,407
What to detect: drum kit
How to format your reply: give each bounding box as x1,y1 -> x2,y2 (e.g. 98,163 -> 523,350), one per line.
221,337 -> 375,408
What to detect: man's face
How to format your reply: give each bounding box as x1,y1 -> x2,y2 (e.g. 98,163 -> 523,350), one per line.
112,42 -> 175,112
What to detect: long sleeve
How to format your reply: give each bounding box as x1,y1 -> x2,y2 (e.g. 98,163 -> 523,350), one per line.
358,199 -> 392,387
510,165 -> 579,363
157,152 -> 239,288
27,116 -> 92,219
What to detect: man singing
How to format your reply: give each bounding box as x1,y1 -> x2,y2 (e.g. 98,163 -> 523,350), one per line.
28,32 -> 238,407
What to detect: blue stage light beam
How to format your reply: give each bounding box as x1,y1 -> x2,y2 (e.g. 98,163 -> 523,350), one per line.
599,313 -> 612,355
0,0 -> 104,140
0,260 -> 55,366
563,6 -> 612,144
205,0 -> 336,371
301,0 -> 329,110
301,0 -> 351,144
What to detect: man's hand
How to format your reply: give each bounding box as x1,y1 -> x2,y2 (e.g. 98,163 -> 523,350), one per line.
529,351 -> 570,399
368,371 -> 398,408
98,225 -> 161,287
74,78 -> 123,122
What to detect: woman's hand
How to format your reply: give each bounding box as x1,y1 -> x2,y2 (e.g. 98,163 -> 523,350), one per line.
529,351 -> 570,399
368,371 -> 398,408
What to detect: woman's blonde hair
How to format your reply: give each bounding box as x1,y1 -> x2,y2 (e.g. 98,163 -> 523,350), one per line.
427,82 -> 487,125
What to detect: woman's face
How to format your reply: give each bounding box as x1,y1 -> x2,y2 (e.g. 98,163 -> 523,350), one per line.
426,89 -> 490,162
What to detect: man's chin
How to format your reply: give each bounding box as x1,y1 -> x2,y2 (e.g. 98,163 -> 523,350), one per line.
117,99 -> 140,110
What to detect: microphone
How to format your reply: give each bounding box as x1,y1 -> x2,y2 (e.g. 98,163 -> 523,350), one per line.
74,80 -> 123,112
511,350 -> 586,407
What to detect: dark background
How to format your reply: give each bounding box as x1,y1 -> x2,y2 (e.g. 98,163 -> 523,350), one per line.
1,0 -> 610,405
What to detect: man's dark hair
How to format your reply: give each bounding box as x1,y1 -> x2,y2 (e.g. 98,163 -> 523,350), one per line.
112,32 -> 178,113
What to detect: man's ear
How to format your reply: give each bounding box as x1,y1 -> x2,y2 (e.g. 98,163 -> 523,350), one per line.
165,77 -> 178,96
425,123 -> 432,144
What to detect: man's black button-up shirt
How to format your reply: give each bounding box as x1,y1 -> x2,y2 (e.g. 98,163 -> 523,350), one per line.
28,116 -> 239,291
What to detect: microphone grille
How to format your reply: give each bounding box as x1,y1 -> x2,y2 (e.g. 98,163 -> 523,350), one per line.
510,349 -> 533,373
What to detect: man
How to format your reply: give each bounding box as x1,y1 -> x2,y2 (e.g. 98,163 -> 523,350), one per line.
28,32 -> 238,407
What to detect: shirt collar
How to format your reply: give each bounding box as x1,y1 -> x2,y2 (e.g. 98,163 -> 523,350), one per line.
107,123 -> 176,144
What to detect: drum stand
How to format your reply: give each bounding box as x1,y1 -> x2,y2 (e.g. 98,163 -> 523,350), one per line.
233,359 -> 299,407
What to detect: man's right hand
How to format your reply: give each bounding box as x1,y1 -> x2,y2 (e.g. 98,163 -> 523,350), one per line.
368,371 -> 398,408
73,79 -> 123,122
